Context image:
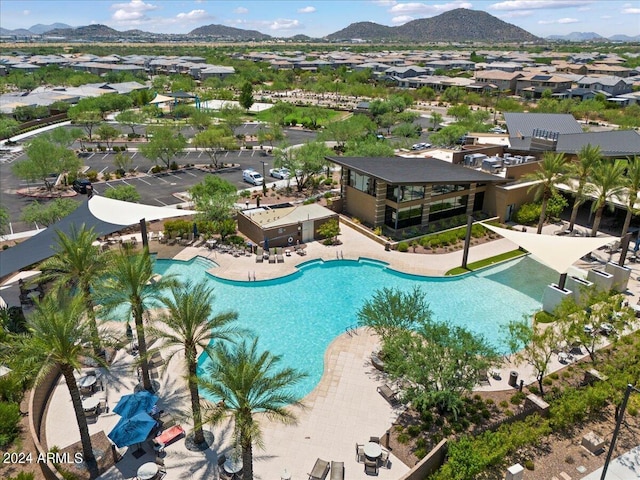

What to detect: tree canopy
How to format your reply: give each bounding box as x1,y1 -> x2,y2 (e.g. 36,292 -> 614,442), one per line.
139,125 -> 187,169
189,174 -> 238,222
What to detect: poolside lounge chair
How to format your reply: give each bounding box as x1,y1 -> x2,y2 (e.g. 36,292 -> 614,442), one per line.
308,458 -> 330,480
330,461 -> 344,480
478,370 -> 490,386
276,247 -> 284,263
256,248 -> 264,263
369,436 -> 380,444
377,384 -> 399,406
269,250 -> 276,263
153,425 -> 185,449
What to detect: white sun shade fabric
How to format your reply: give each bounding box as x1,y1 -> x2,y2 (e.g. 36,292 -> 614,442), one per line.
149,94 -> 174,104
480,223 -> 617,274
88,195 -> 198,225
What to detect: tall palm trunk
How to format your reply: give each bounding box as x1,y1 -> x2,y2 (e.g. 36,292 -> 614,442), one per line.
61,364 -> 98,477
134,303 -> 152,391
187,345 -> 204,445
591,207 -> 604,237
82,282 -> 101,353
537,197 -> 549,234
241,434 -> 254,480
621,209 -> 633,239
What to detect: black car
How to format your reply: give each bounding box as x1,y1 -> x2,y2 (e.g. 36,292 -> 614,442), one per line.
72,179 -> 92,194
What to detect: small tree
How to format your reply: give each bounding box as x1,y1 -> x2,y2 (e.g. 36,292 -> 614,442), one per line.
239,82 -> 254,111
21,198 -> 78,226
104,185 -> 141,202
115,110 -> 147,136
0,205 -> 9,238
505,316 -> 562,396
317,218 -> 340,245
68,109 -> 103,141
12,138 -> 81,192
189,175 -> 238,223
140,125 -> 187,170
357,286 -> 431,341
96,124 -> 121,149
113,151 -> 134,173
193,127 -> 237,169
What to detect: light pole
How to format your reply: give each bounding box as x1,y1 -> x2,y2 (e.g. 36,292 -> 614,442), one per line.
600,384 -> 640,480
260,160 -> 268,195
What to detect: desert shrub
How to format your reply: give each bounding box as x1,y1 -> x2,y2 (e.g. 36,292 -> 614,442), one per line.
7,473 -> 36,480
169,161 -> 179,170
398,242 -> 409,252
550,372 -> 560,380
0,401 -> 21,448
407,424 -> 422,437
85,170 -> 98,182
543,378 -> 553,386
524,459 -> 535,470
514,202 -> 540,225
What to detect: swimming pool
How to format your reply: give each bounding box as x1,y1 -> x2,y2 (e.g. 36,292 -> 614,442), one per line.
153,255 -> 557,400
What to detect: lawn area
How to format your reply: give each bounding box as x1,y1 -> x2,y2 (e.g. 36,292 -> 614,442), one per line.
445,249 -> 526,275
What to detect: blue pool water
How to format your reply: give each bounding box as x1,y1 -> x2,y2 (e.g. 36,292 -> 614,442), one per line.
152,256 -> 557,400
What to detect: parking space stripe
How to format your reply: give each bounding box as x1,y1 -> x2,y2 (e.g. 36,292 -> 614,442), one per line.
131,152 -> 137,158
105,182 -> 116,189
100,167 -> 108,174
184,170 -> 197,177
136,177 -> 152,185
154,198 -> 168,206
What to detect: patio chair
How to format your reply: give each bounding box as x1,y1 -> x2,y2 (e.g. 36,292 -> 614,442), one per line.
355,443 -> 365,463
276,248 -> 284,263
308,458 -> 330,480
379,449 -> 389,468
153,425 -> 185,449
377,384 -> 399,406
256,248 -> 264,263
330,461 -> 344,480
364,459 -> 378,476
478,370 -> 490,386
369,436 -> 380,444
269,250 -> 276,263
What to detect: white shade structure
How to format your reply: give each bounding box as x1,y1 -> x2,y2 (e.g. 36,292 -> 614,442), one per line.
480,223 -> 617,274
88,195 -> 197,225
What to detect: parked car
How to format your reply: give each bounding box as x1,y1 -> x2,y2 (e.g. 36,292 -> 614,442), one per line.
242,169 -> 264,186
490,127 -> 507,134
72,179 -> 92,194
411,142 -> 432,150
269,167 -> 290,179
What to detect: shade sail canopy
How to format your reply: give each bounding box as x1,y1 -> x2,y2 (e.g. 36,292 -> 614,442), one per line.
88,195 -> 197,225
480,223 -> 617,274
149,93 -> 173,104
0,195 -> 197,279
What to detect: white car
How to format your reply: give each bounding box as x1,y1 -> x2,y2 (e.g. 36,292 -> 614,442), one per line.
269,168 -> 290,179
411,142 -> 432,150
490,127 -> 507,134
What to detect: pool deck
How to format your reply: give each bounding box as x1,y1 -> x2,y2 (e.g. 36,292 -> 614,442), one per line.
44,221 -> 640,480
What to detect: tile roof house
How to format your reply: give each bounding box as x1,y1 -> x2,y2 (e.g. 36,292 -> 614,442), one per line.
515,73 -> 573,98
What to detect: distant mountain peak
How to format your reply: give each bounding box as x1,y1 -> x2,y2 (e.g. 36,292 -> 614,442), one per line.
29,23 -> 72,34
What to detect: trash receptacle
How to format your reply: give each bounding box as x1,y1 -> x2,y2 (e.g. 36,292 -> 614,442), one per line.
508,371 -> 518,388
385,242 -> 391,251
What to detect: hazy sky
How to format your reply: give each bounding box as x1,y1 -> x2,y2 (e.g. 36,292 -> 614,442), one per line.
1,0 -> 639,38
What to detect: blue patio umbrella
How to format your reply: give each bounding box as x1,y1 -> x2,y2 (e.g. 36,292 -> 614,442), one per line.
107,411 -> 157,448
113,391 -> 158,419
264,237 -> 269,251
193,222 -> 198,237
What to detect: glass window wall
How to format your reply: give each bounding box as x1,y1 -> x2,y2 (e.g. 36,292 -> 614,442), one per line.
386,184 -> 425,202
348,170 -> 376,196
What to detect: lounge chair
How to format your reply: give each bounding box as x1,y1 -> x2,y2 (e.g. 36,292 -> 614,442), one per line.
330,461 -> 344,480
369,436 -> 380,444
256,248 -> 264,263
276,247 -> 284,263
379,449 -> 389,468
269,250 -> 276,263
377,385 -> 399,406
153,425 -> 185,448
478,370 -> 490,386
308,458 -> 330,480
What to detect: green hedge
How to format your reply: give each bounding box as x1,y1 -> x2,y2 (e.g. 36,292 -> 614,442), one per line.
0,401 -> 21,448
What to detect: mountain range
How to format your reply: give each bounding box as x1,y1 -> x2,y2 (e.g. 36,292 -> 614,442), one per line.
0,11 -> 638,43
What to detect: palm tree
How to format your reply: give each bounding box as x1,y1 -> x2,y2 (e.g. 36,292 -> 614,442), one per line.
150,281 -> 240,446
567,144 -> 602,232
200,339 -> 307,480
621,156 -> 640,239
523,152 -> 569,234
585,160 -> 627,237
38,225 -> 108,352
99,249 -> 175,391
16,289 -> 102,477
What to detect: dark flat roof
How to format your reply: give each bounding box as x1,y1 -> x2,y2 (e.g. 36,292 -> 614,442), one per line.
326,156 -> 506,184
504,113 -> 583,138
556,130 -> 640,157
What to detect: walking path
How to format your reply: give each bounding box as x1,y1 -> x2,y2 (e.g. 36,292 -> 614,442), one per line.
42,220 -> 640,480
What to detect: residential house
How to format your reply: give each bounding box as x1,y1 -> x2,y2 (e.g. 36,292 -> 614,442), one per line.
515,73 -> 573,98
474,70 -> 523,92
576,76 -> 633,96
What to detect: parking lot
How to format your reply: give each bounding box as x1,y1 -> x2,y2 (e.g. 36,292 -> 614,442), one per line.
0,122 -> 318,236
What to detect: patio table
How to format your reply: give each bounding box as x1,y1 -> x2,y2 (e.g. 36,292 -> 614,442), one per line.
137,462 -> 158,480
364,442 -> 382,459
77,375 -> 97,389
82,397 -> 100,412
